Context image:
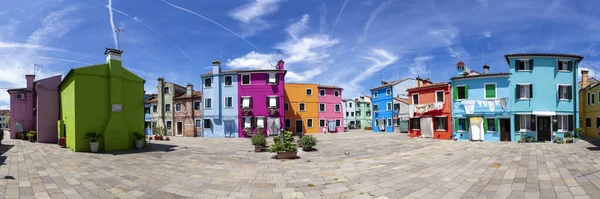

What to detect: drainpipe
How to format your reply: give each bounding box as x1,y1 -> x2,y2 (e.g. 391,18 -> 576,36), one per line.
573,60 -> 578,132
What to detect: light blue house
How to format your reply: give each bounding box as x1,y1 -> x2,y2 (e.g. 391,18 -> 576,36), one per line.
370,78 -> 417,132
144,94 -> 154,136
450,62 -> 511,142
201,60 -> 239,138
506,53 -> 582,142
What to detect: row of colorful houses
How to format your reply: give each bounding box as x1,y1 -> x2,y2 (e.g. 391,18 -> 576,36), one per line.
372,53 -> 584,143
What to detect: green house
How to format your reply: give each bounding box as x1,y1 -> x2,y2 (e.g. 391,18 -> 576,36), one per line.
58,48 -> 145,152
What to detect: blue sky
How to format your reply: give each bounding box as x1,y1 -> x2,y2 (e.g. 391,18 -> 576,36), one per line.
1,0 -> 599,109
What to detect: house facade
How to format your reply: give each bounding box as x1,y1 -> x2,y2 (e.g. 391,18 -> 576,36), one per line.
343,99 -> 356,129
173,84 -> 202,137
318,85 -> 344,133
393,98 -> 409,133
580,69 -> 600,139
284,83 -> 319,134
201,61 -> 239,138
144,94 -> 154,136
370,79 -> 417,132
58,48 -> 144,152
506,53 -> 582,142
237,60 -> 286,138
355,96 -> 372,129
0,110 -> 9,130
152,78 -> 187,136
407,80 -> 452,139
450,63 -> 512,142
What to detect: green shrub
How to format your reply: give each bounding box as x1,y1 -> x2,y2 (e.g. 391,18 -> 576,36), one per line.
269,141 -> 297,152
152,126 -> 165,136
273,131 -> 294,145
564,132 -> 572,138
299,135 -> 317,147
575,128 -> 584,138
84,132 -> 104,142
251,134 -> 266,146
26,131 -> 36,138
133,132 -> 146,140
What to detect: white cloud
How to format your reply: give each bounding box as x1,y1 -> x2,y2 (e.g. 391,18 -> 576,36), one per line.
353,1 -> 392,50
476,0 -> 488,8
319,3 -> 328,34
107,0 -> 118,48
351,48 -> 399,85
409,55 -> 434,78
285,14 -> 309,40
286,68 -> 324,82
226,51 -> 278,70
276,34 -> 339,64
430,28 -> 460,58
0,41 -> 69,53
482,31 -> 492,38
27,6 -> 79,45
230,0 -> 281,23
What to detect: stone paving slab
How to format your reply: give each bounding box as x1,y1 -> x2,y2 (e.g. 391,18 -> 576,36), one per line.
2,130 -> 600,198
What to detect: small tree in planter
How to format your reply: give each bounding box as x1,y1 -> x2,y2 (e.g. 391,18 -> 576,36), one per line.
270,131 -> 297,159
299,135 -> 317,151
575,128 -> 584,143
84,132 -> 104,153
564,132 -> 573,143
251,134 -> 267,152
21,131 -> 28,140
133,132 -> 145,149
152,126 -> 165,140
26,131 -> 36,142
243,127 -> 253,137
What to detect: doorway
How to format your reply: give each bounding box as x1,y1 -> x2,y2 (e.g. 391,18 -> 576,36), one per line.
295,120 -> 303,135
537,116 -> 551,141
470,117 -> 484,141
176,122 -> 183,136
267,117 -> 280,136
499,119 -> 511,141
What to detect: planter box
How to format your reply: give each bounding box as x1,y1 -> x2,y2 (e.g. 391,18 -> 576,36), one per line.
276,151 -> 297,159
302,146 -> 313,151
254,146 -> 263,152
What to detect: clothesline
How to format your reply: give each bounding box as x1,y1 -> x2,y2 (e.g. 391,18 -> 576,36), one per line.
408,102 -> 444,117
462,98 -> 508,114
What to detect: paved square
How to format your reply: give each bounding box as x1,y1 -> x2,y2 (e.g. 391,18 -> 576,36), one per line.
2,130 -> 600,199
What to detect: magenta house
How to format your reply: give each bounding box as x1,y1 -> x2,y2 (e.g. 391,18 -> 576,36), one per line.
238,60 -> 286,137
7,74 -> 61,143
318,85 -> 344,133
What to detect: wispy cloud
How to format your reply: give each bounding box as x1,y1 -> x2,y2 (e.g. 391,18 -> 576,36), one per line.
319,3 -> 328,34
230,0 -> 281,23
588,43 -> 597,57
351,49 -> 399,85
353,1 -> 392,50
0,55 -> 92,65
27,6 -> 79,45
409,55 -> 434,78
107,0 -> 118,48
162,0 -> 263,53
329,0 -> 349,38
482,31 -> 492,38
476,0 -> 488,8
430,27 -> 460,58
0,41 -> 69,53
285,14 -> 309,40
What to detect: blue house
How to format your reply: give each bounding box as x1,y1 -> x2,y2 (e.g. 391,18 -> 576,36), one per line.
506,53 -> 582,142
144,93 -> 154,136
369,78 -> 417,132
450,62 -> 511,142
201,60 -> 239,138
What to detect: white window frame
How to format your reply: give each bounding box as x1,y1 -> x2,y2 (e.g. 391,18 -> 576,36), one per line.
204,98 -> 212,109
256,116 -> 265,128
319,103 -> 326,112
373,91 -> 378,98
175,103 -> 182,112
483,83 -> 497,99
319,119 -> 326,127
267,73 -> 277,84
435,116 -> 448,131
307,118 -> 314,128
335,119 -> 341,127
166,121 -> 172,130
412,93 -> 419,104
194,101 -> 201,110
306,88 -> 312,96
268,96 -> 277,108
456,85 -> 466,100
517,59 -> 531,71
435,90 -> 444,103
241,96 -> 251,108
203,119 -> 211,129
195,119 -> 202,128
299,103 -> 306,111
335,104 -> 341,112
334,90 -> 340,97
224,76 -> 233,86
204,77 -> 212,88
284,118 -> 291,128
241,74 -> 251,85
284,103 -> 289,111
16,93 -> 25,100
519,114 -> 531,132
319,89 -> 326,96
164,87 -> 170,95
243,116 -> 252,128
386,102 -> 392,111
224,96 -> 233,108
386,89 -> 391,96
518,83 -> 532,100
558,84 -> 571,101
557,60 -> 570,72
557,115 -> 570,131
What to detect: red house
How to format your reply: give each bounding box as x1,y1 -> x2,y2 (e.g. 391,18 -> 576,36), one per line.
407,79 -> 452,139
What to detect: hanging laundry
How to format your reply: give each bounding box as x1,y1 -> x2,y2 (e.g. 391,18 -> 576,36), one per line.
482,101 -> 488,107
408,105 -> 414,118
463,101 -> 475,114
494,99 -> 500,106
476,101 -> 483,106
499,98 -> 507,110
487,100 -> 495,112
414,104 -> 430,114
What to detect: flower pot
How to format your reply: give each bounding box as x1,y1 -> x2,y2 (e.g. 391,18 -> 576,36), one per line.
254,146 -> 263,152
135,140 -> 143,149
90,142 -> 99,153
276,151 -> 297,159
165,137 -> 170,141
29,137 -> 35,142
302,146 -> 313,151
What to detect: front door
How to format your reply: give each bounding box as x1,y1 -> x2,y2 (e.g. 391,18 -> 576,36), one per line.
295,120 -> 303,135
470,117 -> 483,141
537,116 -> 551,141
176,122 -> 183,136
500,119 -> 511,141
267,117 -> 280,136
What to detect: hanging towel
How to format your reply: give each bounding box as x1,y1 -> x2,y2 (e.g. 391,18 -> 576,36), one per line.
476,101 -> 483,106
494,99 -> 500,106
463,101 -> 475,114
414,104 -> 430,114
409,105 -> 414,118
482,101 -> 488,107
500,98 -> 507,110
487,100 -> 495,112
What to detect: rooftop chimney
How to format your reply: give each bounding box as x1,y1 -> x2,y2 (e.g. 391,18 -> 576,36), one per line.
483,65 -> 490,75
381,81 -> 388,85
186,83 -> 193,96
26,75 -> 35,91
423,78 -> 431,86
582,69 -> 590,88
456,61 -> 465,77
212,60 -> 221,75
276,60 -> 285,70
104,48 -> 123,62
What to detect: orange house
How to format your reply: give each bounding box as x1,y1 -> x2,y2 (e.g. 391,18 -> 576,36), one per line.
407,80 -> 452,139
284,83 -> 319,134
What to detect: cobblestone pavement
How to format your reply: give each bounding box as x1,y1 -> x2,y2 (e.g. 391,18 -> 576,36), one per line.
2,130 -> 600,199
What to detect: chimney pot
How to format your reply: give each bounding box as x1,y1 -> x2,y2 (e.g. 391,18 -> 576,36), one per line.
582,69 -> 590,88
483,65 -> 490,75
277,60 -> 285,70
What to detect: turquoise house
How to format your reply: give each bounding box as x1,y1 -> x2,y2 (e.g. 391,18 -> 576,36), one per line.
506,53 -> 582,142
450,62 -> 512,142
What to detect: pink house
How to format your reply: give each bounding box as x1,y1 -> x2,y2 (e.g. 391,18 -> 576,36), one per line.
317,85 -> 344,133
7,75 -> 61,143
237,60 -> 287,137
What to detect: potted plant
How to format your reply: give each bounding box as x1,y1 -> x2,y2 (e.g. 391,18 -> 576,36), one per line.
84,132 -> 103,153
299,135 -> 317,151
518,132 -> 526,143
554,137 -> 564,144
268,108 -> 278,116
152,126 -> 165,140
257,127 -> 265,135
575,128 -> 584,143
242,107 -> 252,116
22,132 -> 28,140
165,137 -> 170,141
526,136 -> 534,143
133,132 -> 145,149
251,134 -> 266,152
26,131 -> 36,142
270,131 -> 297,159
243,127 -> 253,137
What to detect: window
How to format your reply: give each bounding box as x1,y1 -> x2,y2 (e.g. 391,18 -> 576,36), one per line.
153,105 -> 157,112
320,89 -> 326,96
306,89 -> 312,96
486,118 -> 496,132
373,104 -> 379,111
386,89 -> 391,96
299,103 -> 306,111
349,103 -> 352,108
284,103 -> 289,111
434,117 -> 448,131
195,119 -> 201,128
412,94 -> 419,104
519,115 -> 532,131
307,119 -> 313,128
165,104 -> 171,112
456,86 -> 466,100
373,91 -> 378,98
204,78 -> 212,88
285,119 -> 291,128
410,118 -> 420,130
319,103 -> 326,112
241,74 -> 250,85
351,112 -> 354,117
336,119 -> 341,127
241,97 -> 251,108
224,97 -> 233,108
387,118 -> 392,126
175,103 -> 182,112
164,87 -> 169,94
335,104 -> 341,112
597,117 -> 600,128
586,117 -> 591,128
558,60 -> 571,71
268,96 -> 278,108
394,103 -> 400,111
589,93 -> 592,105
517,60 -> 532,71
256,117 -> 265,128
517,84 -> 532,99
224,76 -> 232,86
560,115 -> 571,131
144,107 -> 150,114
194,101 -> 200,110
243,117 -> 252,128
558,85 -> 572,100
319,119 -> 325,127
16,93 -> 24,100
386,102 -> 392,110
166,121 -> 172,129
593,94 -> 596,104
484,84 -> 496,99
458,118 -> 466,131
357,112 -> 361,116
598,91 -> 600,104
205,98 -> 212,108
203,119 -> 211,129
346,112 -> 349,117
436,91 -> 444,103
334,90 -> 340,97
268,73 -> 277,84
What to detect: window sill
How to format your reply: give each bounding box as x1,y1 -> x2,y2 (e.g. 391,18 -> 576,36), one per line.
204,108 -> 212,110
558,70 -> 572,72
411,129 -> 421,131
518,98 -> 531,101
518,130 -> 530,132
517,70 -> 532,72
486,131 -> 496,133
559,99 -> 571,101
241,84 -> 251,86
224,107 -> 234,109
224,85 -> 233,87
204,87 -> 212,89
457,130 -> 466,132
435,129 -> 448,132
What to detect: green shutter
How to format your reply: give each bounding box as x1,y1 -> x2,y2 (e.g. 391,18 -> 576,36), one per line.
514,115 -> 520,131
568,115 -> 574,132
465,85 -> 469,99
455,118 -> 459,131
495,118 -> 499,132
483,118 -> 488,132
552,115 -> 558,131
485,84 -> 496,98
516,85 -> 521,99
453,86 -> 458,100
465,118 -> 470,131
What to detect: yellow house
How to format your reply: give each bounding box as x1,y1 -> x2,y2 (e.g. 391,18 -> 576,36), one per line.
579,69 -> 600,139
284,83 -> 319,134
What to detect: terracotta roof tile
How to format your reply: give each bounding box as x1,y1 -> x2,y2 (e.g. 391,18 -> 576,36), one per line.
0,110 -> 9,116
450,73 -> 511,80
174,91 -> 202,100
317,84 -> 343,90
505,53 -> 584,63
406,82 -> 449,91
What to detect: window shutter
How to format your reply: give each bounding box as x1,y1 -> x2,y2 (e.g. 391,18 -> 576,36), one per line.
242,117 -> 246,128
530,115 -> 536,131
516,85 -> 521,99
557,86 -> 560,100
567,86 -> 572,100
266,96 -> 269,108
529,85 -> 533,99
514,115 -> 520,131
455,119 -> 459,131
465,118 -> 470,131
515,60 -> 520,70
552,115 -> 558,131
465,85 -> 469,99
250,97 -> 253,108
568,61 -> 573,71
252,117 -> 257,128
495,118 -> 499,132
240,97 -> 243,108
483,118 -> 488,132
568,115 -> 574,131
530,59 -> 534,70
275,74 -> 279,85
276,96 -> 280,108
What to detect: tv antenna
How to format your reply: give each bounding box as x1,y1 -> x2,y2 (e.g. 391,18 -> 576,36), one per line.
480,52 -> 485,66
115,27 -> 124,49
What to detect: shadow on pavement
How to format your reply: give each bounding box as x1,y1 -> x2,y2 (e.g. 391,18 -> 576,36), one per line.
0,144 -> 14,166
109,142 -> 178,155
